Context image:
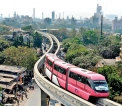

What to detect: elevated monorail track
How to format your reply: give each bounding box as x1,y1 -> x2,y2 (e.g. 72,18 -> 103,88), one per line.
34,31 -> 121,106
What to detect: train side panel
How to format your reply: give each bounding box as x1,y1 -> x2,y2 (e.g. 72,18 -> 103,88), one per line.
76,81 -> 90,100
45,67 -> 52,80
67,73 -> 90,100
52,64 -> 66,89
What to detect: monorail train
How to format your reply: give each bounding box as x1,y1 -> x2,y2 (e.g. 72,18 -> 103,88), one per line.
45,53 -> 109,100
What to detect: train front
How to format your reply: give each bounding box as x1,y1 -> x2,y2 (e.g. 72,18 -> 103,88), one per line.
92,80 -> 109,98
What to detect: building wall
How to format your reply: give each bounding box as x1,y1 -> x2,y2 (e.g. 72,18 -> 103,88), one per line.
112,17 -> 122,31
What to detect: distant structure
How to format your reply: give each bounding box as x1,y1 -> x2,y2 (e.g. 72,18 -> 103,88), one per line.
52,11 -> 55,21
63,12 -> 64,20
112,17 -> 122,31
59,13 -> 61,19
8,14 -> 10,18
96,4 -> 102,13
90,4 -> 102,25
67,16 -> 69,20
33,8 -> 35,19
42,12 -> 44,21
1,14 -> 2,19
105,14 -> 118,21
14,12 -> 16,18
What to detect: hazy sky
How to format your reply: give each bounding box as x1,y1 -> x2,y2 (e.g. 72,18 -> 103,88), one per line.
0,0 -> 122,19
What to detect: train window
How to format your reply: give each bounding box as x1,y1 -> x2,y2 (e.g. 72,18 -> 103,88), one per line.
59,67 -> 66,75
47,60 -> 52,66
54,65 -> 66,75
69,72 -> 77,80
77,74 -> 86,84
54,65 -> 58,71
86,79 -> 92,88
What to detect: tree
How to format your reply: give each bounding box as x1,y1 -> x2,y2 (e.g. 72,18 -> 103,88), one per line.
49,28 -> 68,42
116,61 -> 122,75
0,52 -> 5,64
109,44 -> 120,58
79,27 -> 86,35
0,38 -> 10,51
97,66 -> 116,82
73,54 -> 101,69
97,66 -> 122,101
63,38 -> 71,53
82,30 -> 99,45
33,32 -> 42,48
3,46 -> 37,70
13,36 -> 24,47
65,44 -> 89,62
71,36 -> 82,44
99,47 -> 113,58
69,28 -> 76,37
27,38 -> 30,48
21,25 -> 34,33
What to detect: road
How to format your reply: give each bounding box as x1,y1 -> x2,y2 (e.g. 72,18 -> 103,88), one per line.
17,82 -> 61,106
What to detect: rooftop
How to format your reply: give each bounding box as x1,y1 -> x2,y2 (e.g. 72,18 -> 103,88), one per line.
96,59 -> 116,68
0,82 -> 16,89
0,65 -> 26,73
0,73 -> 17,79
0,77 -> 14,82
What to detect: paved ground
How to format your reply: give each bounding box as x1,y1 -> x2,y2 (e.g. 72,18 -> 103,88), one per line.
49,97 -> 61,106
14,82 -> 40,106
13,82 -> 61,106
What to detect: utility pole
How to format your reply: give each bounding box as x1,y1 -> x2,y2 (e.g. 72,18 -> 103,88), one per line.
101,15 -> 103,35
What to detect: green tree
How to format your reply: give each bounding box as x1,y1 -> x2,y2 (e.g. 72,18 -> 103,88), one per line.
0,38 -> 10,51
49,28 -> 68,42
116,61 -> 122,75
3,46 -> 37,70
73,54 -> 101,69
13,36 -> 24,47
21,25 -> 34,33
99,47 -> 113,58
82,30 -> 99,45
65,44 -> 89,62
33,32 -> 42,48
97,66 -> 116,82
97,66 -> 122,100
0,52 -> 5,64
71,36 -> 82,44
27,38 -> 30,48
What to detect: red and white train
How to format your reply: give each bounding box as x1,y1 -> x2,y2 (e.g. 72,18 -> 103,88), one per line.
45,53 -> 109,100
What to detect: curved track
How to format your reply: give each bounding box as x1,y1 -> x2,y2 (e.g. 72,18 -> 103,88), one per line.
34,31 -> 122,106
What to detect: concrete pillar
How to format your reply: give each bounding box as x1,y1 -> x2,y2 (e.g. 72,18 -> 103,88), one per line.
40,89 -> 50,106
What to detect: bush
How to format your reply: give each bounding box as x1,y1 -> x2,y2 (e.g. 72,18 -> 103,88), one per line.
114,96 -> 122,104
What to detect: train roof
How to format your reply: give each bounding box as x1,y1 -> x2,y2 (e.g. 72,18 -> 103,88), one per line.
46,53 -> 105,80
69,67 -> 105,80
54,61 -> 76,69
46,53 -> 61,62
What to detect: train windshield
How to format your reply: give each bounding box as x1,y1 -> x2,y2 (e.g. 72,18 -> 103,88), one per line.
93,80 -> 109,92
